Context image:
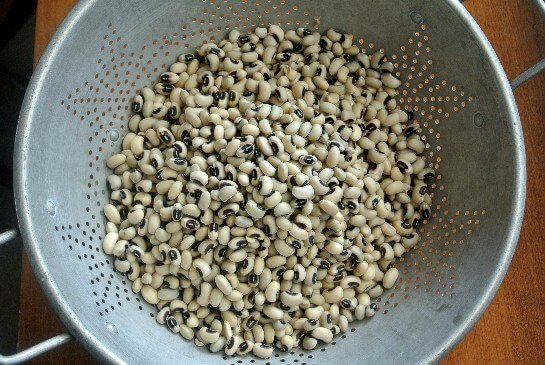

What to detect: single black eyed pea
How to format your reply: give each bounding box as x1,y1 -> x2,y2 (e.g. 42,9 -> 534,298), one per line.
181,217 -> 200,230
251,342 -> 273,359
224,335 -> 241,356
197,327 -> 219,344
236,340 -> 254,355
302,336 -> 318,350
312,327 -> 333,343
242,312 -> 261,332
418,167 -> 436,181
208,337 -> 227,353
280,290 -> 303,307
175,324 -> 192,341
114,257 -> 130,273
193,258 -> 211,278
365,303 -> 378,318
214,274 -> 233,296
106,154 -> 126,169
381,72 -> 401,89
392,220 -> 413,236
291,184 -> 314,200
262,304 -> 284,320
383,267 -> 399,289
266,254 -> 286,269
104,204 -> 121,224
420,202 -> 432,220
140,285 -> 159,305
156,306 -> 171,325
102,232 -> 119,255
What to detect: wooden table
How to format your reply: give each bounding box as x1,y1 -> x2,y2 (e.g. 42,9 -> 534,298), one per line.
18,0 -> 545,363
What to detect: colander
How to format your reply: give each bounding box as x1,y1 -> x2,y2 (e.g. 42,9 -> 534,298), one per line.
0,0 -> 541,363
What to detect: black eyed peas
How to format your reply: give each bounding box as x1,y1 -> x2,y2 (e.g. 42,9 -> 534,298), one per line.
103,25 -> 433,359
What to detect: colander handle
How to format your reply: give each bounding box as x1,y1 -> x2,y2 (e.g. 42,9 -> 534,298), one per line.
0,334 -> 71,364
459,0 -> 545,89
0,229 -> 72,364
0,228 -> 18,246
511,58 -> 545,90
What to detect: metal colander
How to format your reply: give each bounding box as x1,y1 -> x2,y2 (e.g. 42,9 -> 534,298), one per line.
1,0 -> 538,363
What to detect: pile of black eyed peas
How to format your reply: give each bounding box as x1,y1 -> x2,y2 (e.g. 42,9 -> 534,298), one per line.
103,25 -> 434,359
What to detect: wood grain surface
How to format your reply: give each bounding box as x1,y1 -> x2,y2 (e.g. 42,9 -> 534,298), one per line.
18,0 -> 545,363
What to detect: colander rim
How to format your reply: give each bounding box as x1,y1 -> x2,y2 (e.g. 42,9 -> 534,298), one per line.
14,0 -> 526,363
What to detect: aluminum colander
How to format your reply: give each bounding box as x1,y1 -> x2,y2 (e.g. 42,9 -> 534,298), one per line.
1,0 -> 541,363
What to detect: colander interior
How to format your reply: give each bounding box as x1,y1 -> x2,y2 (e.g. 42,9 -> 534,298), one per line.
16,0 -> 524,363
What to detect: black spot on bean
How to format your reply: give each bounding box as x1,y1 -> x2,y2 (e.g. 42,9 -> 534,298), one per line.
166,316 -> 178,329
168,250 -> 178,261
249,167 -> 258,181
303,155 -> 315,165
397,160 -> 409,173
226,337 -> 236,349
238,35 -> 250,44
131,101 -> 141,113
419,185 -> 427,195
366,123 -> 377,132
421,207 -> 431,220
318,39 -> 328,49
240,143 -> 254,155
424,172 -> 435,181
341,299 -> 351,308
204,243 -> 215,254
404,125 -> 417,137
160,131 -> 172,144
161,84 -> 173,93
239,341 -> 249,351
290,240 -> 302,249
207,165 -> 218,176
